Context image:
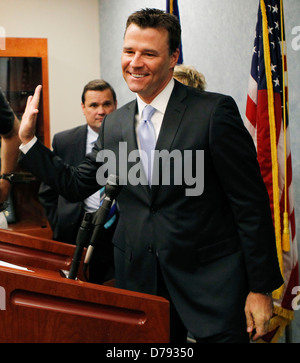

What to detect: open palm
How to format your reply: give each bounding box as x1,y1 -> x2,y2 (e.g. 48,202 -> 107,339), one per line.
19,85 -> 42,144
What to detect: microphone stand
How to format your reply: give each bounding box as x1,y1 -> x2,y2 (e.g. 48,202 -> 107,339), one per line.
67,212 -> 94,280
83,175 -> 122,273
67,174 -> 121,281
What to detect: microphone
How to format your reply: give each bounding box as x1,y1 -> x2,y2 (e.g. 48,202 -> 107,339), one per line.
83,174 -> 122,269
68,212 -> 94,280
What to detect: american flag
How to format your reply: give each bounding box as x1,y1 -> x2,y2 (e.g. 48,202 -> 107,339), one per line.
166,0 -> 183,64
245,0 -> 298,343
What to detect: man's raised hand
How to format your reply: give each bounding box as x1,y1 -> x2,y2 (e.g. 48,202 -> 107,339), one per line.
19,85 -> 42,144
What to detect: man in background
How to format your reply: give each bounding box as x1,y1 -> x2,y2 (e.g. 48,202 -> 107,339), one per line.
38,79 -> 117,283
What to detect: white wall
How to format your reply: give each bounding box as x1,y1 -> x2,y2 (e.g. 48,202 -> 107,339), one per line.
0,0 -> 101,139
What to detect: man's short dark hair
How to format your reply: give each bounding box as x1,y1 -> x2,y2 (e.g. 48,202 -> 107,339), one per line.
81,79 -> 117,104
125,8 -> 181,55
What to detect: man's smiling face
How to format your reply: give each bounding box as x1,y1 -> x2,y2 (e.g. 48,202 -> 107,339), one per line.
121,24 -> 179,104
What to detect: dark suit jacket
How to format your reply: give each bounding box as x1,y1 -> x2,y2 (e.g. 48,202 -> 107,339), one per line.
38,124 -> 115,284
0,89 -> 15,134
20,80 -> 283,338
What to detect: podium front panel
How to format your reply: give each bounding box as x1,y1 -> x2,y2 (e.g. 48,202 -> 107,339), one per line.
0,230 -> 169,343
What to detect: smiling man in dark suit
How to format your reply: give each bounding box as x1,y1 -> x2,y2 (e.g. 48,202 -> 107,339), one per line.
18,8 -> 283,343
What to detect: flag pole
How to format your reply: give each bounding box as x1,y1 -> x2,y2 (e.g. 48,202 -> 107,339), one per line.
280,0 -> 290,252
260,0 -> 284,299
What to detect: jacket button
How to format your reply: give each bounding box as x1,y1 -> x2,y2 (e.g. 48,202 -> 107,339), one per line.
150,207 -> 157,214
148,246 -> 153,253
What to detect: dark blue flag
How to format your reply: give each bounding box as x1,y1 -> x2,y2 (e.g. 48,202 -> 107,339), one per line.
166,0 -> 183,64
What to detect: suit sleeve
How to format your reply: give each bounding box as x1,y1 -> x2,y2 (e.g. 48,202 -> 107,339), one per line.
38,136 -> 59,230
38,182 -> 58,230
19,124 -> 105,203
209,95 -> 283,293
0,89 -> 15,135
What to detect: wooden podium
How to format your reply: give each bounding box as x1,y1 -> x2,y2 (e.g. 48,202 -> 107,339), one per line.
0,230 -> 169,343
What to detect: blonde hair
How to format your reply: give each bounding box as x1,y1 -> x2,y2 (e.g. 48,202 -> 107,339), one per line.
173,65 -> 207,90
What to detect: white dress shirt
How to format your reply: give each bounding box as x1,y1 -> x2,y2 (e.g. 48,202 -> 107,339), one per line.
135,78 -> 175,146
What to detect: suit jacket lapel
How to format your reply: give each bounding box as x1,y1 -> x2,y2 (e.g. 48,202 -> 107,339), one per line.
151,82 -> 187,200
121,100 -> 138,154
155,82 -> 187,152
81,125 -> 88,159
64,125 -> 87,163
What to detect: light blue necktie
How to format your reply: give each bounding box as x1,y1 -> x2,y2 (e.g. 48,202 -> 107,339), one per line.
138,105 -> 156,186
89,140 -> 117,228
99,187 -> 117,229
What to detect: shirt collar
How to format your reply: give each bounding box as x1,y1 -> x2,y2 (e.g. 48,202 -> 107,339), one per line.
136,78 -> 175,119
87,124 -> 99,145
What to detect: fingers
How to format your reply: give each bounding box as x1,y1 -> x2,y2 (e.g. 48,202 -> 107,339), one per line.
26,85 -> 42,113
25,95 -> 33,108
19,85 -> 42,144
245,309 -> 256,341
245,309 -> 254,333
31,85 -> 42,108
245,308 -> 271,341
250,319 -> 270,341
244,292 -> 273,342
